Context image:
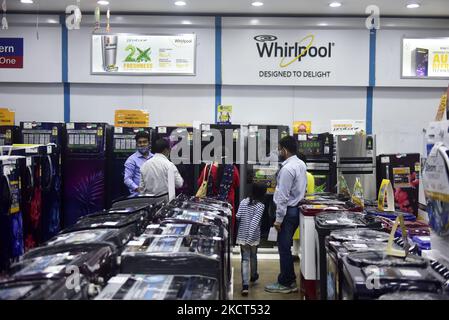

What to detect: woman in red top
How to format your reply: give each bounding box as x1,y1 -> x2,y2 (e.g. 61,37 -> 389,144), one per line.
197,162 -> 240,233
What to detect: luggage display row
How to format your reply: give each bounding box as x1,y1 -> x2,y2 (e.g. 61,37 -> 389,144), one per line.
301,193 -> 449,300
0,194 -> 232,300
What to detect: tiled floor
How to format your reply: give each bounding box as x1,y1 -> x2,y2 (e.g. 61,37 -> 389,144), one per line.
232,253 -> 303,300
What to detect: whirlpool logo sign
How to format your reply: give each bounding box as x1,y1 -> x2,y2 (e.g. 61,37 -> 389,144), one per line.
254,34 -> 335,67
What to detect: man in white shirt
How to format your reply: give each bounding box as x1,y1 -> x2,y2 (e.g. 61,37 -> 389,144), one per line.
139,138 -> 184,196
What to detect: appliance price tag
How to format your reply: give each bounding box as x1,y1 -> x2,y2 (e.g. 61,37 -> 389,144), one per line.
66,123 -> 75,130
381,157 -> 390,164
24,122 -> 32,129
202,124 -> 210,131
158,127 -> 167,134
127,240 -> 145,247
26,157 -> 31,167
103,222 -> 119,226
108,276 -> 129,285
351,243 -> 368,248
43,265 -> 65,274
47,146 -> 52,154
249,126 -> 258,132
28,147 -> 38,154
297,134 -> 307,141
114,127 -> 123,134
398,269 -> 421,278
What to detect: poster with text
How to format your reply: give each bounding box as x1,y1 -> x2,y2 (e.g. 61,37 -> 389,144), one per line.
91,34 -> 196,75
402,38 -> 449,79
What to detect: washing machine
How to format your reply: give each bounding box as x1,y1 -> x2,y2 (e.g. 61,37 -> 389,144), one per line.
325,229 -> 416,300
62,206 -> 149,237
0,156 -> 25,272
314,211 -> 383,300
95,274 -> 219,300
8,242 -> 117,292
46,228 -> 133,253
299,203 -> 363,300
120,235 -> 227,299
0,275 -> 90,300
340,251 -> 447,300
378,291 -> 449,300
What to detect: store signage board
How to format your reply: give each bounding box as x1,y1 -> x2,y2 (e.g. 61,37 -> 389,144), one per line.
402,37 -> 449,79
222,28 -> 369,86
331,120 -> 365,135
91,33 -> 196,75
114,110 -> 149,128
0,108 -> 15,126
293,121 -> 312,134
0,38 -> 23,69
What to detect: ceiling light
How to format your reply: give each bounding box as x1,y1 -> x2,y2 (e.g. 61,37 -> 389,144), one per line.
252,2 -> 264,7
318,22 -> 329,26
20,0 -> 34,4
329,2 -> 342,8
47,19 -> 58,24
175,1 -> 186,6
182,20 -> 192,25
406,3 -> 420,9
250,19 -> 259,24
97,0 -> 109,5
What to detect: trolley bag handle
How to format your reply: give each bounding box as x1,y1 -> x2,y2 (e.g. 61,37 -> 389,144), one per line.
195,163 -> 212,198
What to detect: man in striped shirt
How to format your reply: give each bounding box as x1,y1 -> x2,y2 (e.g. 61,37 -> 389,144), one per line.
236,183 -> 267,296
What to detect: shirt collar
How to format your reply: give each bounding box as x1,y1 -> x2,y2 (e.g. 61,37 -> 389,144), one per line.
282,155 -> 298,167
136,151 -> 153,160
154,153 -> 168,160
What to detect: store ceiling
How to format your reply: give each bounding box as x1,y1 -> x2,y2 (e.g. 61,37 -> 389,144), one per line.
7,0 -> 449,17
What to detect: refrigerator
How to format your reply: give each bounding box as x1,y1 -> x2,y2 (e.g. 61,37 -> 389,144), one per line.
19,122 -> 66,242
108,126 -> 152,205
62,122 -> 112,228
295,132 -> 336,193
246,124 -> 289,240
335,134 -> 377,200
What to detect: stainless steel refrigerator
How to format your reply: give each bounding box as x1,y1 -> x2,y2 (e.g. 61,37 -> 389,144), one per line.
335,134 -> 377,200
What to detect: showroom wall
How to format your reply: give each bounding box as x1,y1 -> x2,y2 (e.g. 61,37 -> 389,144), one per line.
0,14 -> 448,159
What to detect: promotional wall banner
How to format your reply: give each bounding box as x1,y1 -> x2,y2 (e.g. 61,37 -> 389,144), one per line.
216,105 -> 232,124
0,37 -> 23,68
92,33 -> 196,75
114,109 -> 149,127
293,121 -> 312,134
402,38 -> 449,79
331,119 -> 365,135
222,27 -> 369,86
0,108 -> 14,125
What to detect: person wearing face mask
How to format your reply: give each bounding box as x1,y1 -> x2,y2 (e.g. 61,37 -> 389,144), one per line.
123,131 -> 153,196
139,138 -> 184,196
265,135 -> 307,294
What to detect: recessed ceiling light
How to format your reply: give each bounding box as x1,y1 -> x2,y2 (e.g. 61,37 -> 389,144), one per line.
329,2 -> 342,8
20,0 -> 34,4
182,20 -> 192,25
406,3 -> 420,9
252,2 -> 264,7
47,19 -> 58,24
250,19 -> 260,24
97,0 -> 109,5
175,1 -> 186,6
318,22 -> 329,26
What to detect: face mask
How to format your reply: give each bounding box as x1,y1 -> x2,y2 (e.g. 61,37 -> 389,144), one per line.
138,146 -> 149,155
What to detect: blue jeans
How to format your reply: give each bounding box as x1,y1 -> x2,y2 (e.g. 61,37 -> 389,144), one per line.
277,206 -> 300,287
240,245 -> 258,286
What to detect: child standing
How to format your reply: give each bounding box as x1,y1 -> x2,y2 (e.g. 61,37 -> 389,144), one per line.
236,183 -> 267,296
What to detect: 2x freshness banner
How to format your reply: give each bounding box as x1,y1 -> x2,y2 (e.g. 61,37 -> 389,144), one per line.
91,33 -> 196,75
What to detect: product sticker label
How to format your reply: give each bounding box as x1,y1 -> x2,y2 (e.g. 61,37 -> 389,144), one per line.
114,127 -> 123,134
23,122 -> 32,129
67,123 -> 75,130
381,156 -> 390,164
108,275 -> 129,285
398,269 -> 421,278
